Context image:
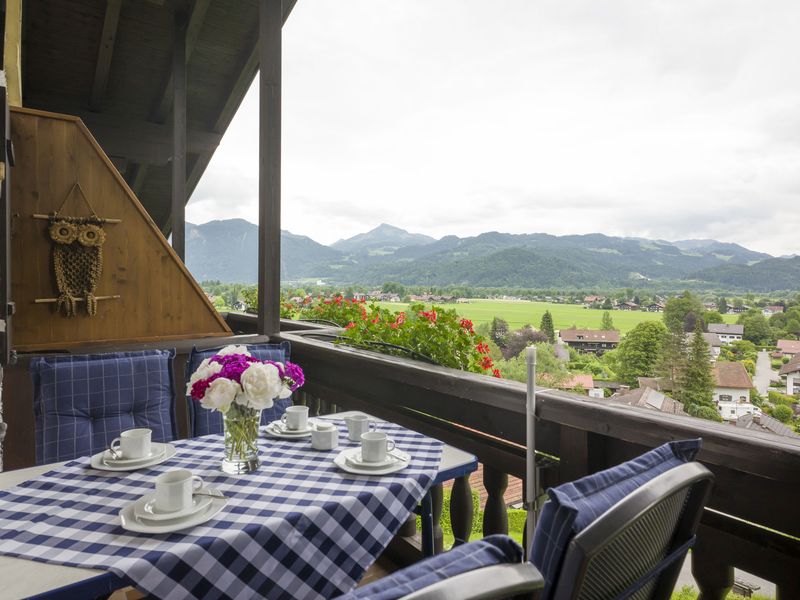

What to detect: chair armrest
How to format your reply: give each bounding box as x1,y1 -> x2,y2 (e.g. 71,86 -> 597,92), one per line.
399,563 -> 544,600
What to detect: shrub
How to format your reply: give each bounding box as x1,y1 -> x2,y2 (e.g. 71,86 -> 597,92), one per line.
687,404 -> 723,422
771,404 -> 794,423
768,390 -> 797,407
771,359 -> 784,370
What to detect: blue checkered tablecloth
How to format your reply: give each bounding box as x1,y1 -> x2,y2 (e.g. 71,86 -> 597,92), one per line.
0,420 -> 443,600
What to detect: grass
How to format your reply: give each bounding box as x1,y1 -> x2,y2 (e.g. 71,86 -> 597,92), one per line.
377,299 -> 738,335
671,586 -> 773,600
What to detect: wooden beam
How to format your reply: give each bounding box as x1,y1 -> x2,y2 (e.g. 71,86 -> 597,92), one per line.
171,11 -> 187,261
127,163 -> 149,196
89,0 -> 123,111
257,0 -> 281,336
3,0 -> 22,107
212,0 -> 298,134
150,0 -> 211,123
78,112 -> 221,165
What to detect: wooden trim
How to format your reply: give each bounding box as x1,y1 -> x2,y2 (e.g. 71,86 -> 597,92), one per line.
9,106 -> 230,334
3,0 -> 22,107
13,331 -> 232,353
89,0 -> 123,111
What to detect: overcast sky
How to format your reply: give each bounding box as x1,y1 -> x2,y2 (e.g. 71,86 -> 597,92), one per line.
187,0 -> 800,256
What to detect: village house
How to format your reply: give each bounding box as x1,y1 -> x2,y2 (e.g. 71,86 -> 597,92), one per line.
558,327 -> 620,355
618,301 -> 639,311
610,387 -> 686,415
713,361 -> 756,422
554,374 -> 596,394
777,339 -> 800,359
708,323 -> 744,344
736,413 -> 799,439
686,332 -> 723,362
762,305 -> 785,317
779,355 -> 800,395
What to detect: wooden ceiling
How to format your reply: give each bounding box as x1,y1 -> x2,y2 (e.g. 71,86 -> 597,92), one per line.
21,0 -> 295,233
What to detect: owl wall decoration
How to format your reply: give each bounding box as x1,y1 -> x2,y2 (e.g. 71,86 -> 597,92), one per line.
33,183 -> 120,317
48,217 -> 106,316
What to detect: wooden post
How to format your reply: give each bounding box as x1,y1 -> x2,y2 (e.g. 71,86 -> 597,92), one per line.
171,11 -> 187,261
450,475 -> 474,546
482,465 -> 509,536
3,0 -> 22,107
257,0 -> 281,336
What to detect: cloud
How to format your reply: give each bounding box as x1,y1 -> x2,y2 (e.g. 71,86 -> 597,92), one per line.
186,0 -> 800,256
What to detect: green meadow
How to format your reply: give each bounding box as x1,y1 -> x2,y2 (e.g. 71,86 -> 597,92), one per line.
377,299 -> 738,335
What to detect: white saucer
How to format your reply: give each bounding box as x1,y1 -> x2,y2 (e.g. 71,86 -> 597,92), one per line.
120,496 -> 226,534
133,490 -> 213,522
102,445 -> 166,466
334,447 -> 411,476
90,443 -> 177,471
264,419 -> 317,439
345,451 -> 401,469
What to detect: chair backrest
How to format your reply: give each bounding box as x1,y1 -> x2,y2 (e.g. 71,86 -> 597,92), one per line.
552,462 -> 713,600
31,349 -> 177,464
185,341 -> 293,437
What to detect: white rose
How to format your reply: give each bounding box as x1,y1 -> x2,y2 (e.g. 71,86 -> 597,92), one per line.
188,358 -> 222,387
240,362 -> 282,410
200,378 -> 240,413
216,345 -> 252,357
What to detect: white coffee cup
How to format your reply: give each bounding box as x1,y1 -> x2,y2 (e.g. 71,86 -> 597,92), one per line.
155,469 -> 204,513
109,428 -> 152,460
345,413 -> 376,441
361,431 -> 396,463
281,405 -> 309,431
311,421 -> 339,450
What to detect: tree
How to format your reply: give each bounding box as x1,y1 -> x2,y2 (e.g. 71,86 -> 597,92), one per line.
718,297 -> 729,315
489,317 -> 510,348
682,323 -> 715,411
663,292 -> 705,332
382,282 -> 406,296
601,311 -> 616,331
615,321 -> 667,387
704,311 -> 724,325
602,298 -> 613,310
737,311 -> 774,345
539,310 -> 555,343
655,324 -> 688,396
504,327 -> 549,359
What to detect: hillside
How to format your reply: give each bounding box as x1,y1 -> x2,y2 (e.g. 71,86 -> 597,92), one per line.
186,220 -> 342,283
688,256 -> 800,291
183,219 -> 794,290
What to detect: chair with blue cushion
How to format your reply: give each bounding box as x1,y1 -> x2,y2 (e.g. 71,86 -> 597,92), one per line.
185,341 -> 293,437
31,349 -> 178,465
341,439 -> 713,600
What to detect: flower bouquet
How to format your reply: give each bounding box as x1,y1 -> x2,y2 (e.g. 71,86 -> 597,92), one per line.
189,345 -> 305,474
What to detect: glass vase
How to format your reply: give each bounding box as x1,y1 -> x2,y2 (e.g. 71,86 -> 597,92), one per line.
221,403 -> 262,475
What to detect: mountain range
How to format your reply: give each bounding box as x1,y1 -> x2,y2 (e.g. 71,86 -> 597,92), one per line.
185,220 -> 799,291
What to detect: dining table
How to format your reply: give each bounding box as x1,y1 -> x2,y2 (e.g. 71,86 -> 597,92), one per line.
0,411 -> 477,600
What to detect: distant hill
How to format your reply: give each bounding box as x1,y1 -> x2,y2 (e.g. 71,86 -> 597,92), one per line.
332,223 -> 436,256
183,219 -> 793,291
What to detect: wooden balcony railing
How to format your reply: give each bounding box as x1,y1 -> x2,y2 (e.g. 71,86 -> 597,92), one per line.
221,314 -> 800,600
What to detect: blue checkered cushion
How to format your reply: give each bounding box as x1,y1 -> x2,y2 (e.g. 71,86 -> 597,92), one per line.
185,342 -> 293,437
530,439 -> 702,600
32,350 -> 177,465
338,535 -> 523,600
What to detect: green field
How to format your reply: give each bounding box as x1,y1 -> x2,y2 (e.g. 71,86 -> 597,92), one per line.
377,299 -> 738,335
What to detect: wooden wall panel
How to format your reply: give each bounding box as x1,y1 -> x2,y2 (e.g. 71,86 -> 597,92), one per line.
9,107 -> 230,351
